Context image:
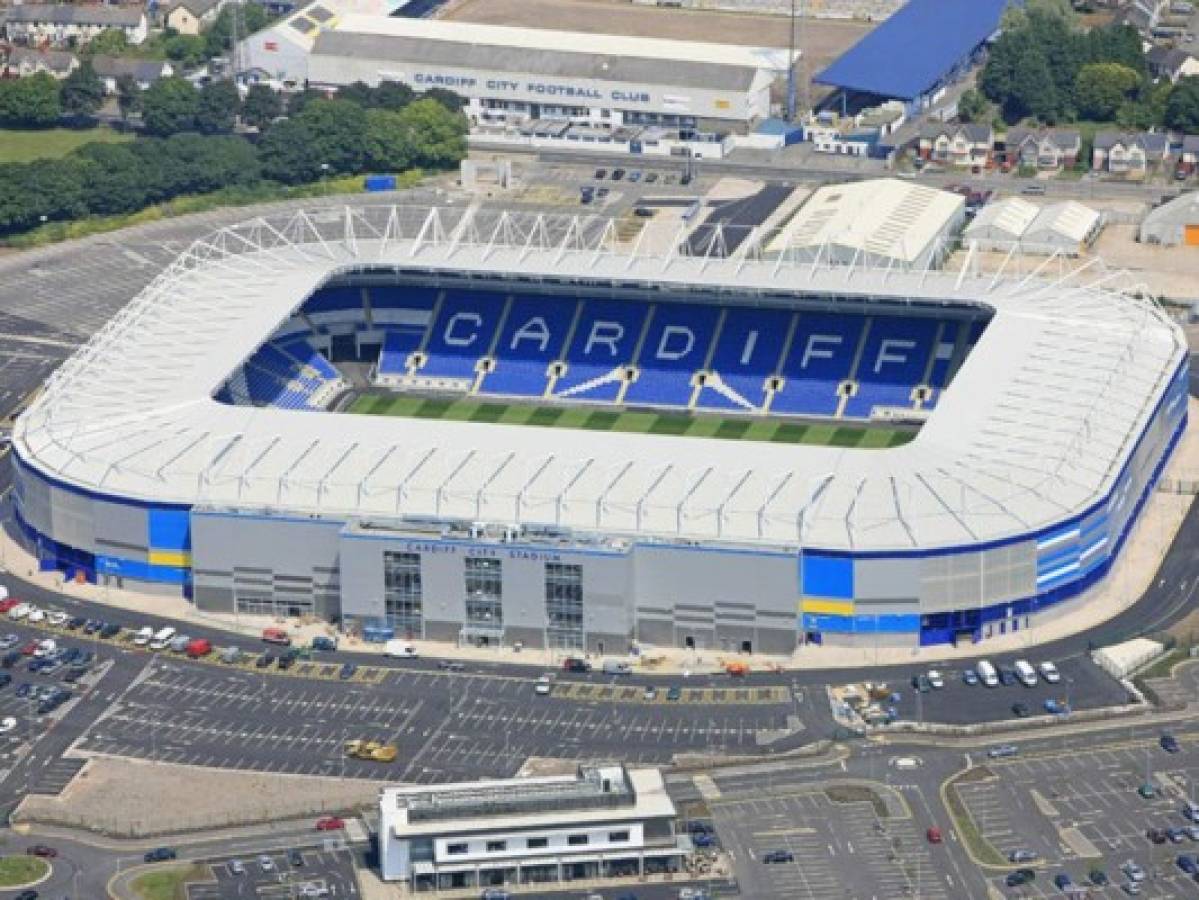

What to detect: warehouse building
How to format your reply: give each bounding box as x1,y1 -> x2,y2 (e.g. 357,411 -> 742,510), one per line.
378,764 -> 687,890
966,198 -> 1102,256
765,178 -> 966,270
1140,191 -> 1199,246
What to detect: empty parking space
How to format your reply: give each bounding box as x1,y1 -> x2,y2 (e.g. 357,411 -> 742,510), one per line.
192,847 -> 358,899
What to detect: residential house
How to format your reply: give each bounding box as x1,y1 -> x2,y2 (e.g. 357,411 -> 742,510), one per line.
1092,131 -> 1171,177
1147,46 -> 1199,82
2,5 -> 149,47
90,56 -> 174,93
163,0 -> 227,37
1,47 -> 78,79
1179,135 -> 1199,176
1003,128 -> 1082,171
917,123 -> 994,169
1117,0 -> 1165,35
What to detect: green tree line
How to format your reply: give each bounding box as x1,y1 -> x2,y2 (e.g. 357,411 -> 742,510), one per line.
0,79 -> 468,235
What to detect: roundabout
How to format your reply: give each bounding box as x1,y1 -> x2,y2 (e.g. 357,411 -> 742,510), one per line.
0,854 -> 51,890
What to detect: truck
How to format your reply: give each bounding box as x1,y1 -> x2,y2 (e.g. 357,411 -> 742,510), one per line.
1014,659 -> 1038,687
261,627 -> 291,646
344,739 -> 398,763
602,660 -> 631,675
185,638 -> 212,659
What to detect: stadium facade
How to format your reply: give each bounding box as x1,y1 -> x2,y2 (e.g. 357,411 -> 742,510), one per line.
11,207 -> 1188,652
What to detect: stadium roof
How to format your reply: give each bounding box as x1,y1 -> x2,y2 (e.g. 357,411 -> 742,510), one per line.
814,0 -> 1009,101
765,179 -> 965,264
14,205 -> 1184,555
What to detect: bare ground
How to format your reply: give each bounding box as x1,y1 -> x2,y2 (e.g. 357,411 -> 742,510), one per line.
12,756 -> 387,838
440,0 -> 871,73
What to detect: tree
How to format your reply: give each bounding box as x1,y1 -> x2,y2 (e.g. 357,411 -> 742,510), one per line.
156,132 -> 260,194
396,98 -> 467,168
0,73 -> 63,127
363,108 -> 412,171
60,61 -> 105,118
72,142 -> 147,215
372,80 -> 415,112
195,78 -> 240,134
286,87 -> 328,117
957,89 -> 988,123
1117,79 -> 1170,129
420,87 -> 466,114
257,117 -> 319,183
85,27 -> 128,57
204,3 -> 270,58
163,33 -> 208,68
336,81 -> 377,108
293,98 -> 367,174
240,83 -> 282,130
140,76 -> 200,136
1165,76 -> 1199,132
116,75 -> 142,123
1074,62 -> 1141,120
0,157 -> 90,234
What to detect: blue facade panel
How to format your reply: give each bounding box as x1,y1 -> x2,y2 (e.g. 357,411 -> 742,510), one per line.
148,508 -> 191,551
96,555 -> 187,585
801,553 -> 854,598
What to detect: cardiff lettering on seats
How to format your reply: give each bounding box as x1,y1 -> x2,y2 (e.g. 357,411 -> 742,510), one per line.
799,334 -> 843,369
443,312 -> 483,347
873,339 -> 916,374
656,325 -> 695,361
582,320 -> 625,356
509,317 -> 552,353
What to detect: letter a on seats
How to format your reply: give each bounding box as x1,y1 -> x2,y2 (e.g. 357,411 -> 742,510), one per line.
510,316 -> 551,353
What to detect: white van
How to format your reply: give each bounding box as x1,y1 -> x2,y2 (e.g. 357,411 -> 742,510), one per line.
976,660 -> 999,688
384,640 -> 418,659
133,626 -> 155,647
149,626 -> 177,650
1014,660 -> 1038,687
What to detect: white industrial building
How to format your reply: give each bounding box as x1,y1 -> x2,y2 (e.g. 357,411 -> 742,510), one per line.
378,765 -> 687,891
765,179 -> 966,270
1140,191 -> 1199,246
241,5 -> 793,153
966,198 -> 1101,256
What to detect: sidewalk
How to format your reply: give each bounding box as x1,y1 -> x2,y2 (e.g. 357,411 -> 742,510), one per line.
2,398 -> 1197,675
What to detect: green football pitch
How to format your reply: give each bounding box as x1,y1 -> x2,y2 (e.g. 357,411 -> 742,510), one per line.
347,394 -> 914,449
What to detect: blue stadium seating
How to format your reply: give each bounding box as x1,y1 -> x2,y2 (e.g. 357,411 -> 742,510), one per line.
624,303 -> 721,407
303,286 -> 365,321
554,299 -> 651,402
696,307 -> 794,412
771,312 -> 866,416
419,291 -> 506,379
237,340 -> 343,411
370,286 -> 439,310
925,321 -> 959,390
377,328 -> 424,377
842,316 -> 939,418
479,296 -> 578,398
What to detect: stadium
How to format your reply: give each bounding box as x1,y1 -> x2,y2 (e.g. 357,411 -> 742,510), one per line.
9,204 -> 1189,653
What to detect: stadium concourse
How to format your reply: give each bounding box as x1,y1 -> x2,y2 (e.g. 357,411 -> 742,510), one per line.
9,205 -> 1189,657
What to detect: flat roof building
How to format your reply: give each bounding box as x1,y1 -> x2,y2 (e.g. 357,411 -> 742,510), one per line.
966,197 -> 1101,256
378,765 -> 686,891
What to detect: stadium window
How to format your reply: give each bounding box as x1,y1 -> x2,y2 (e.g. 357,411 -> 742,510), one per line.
608,830 -> 630,843
527,837 -> 548,849
447,842 -> 468,855
486,840 -> 507,852
568,834 -> 589,846
545,563 -> 583,651
383,551 -> 423,636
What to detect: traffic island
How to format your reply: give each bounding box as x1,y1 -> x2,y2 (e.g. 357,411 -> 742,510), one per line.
0,855 -> 51,889
128,863 -> 212,900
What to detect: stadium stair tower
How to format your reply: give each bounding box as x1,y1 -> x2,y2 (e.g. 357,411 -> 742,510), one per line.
614,304 -> 659,406
834,317 -> 874,419
687,308 -> 730,411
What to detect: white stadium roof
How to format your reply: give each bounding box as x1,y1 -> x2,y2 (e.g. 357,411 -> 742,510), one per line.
15,205 -> 1185,554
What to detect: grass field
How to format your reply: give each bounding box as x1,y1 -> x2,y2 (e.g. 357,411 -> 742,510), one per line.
348,394 -> 914,449
0,126 -> 133,164
130,864 -> 210,900
0,855 -> 49,886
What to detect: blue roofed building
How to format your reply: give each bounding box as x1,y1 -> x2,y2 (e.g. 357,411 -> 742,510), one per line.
814,0 -> 1010,113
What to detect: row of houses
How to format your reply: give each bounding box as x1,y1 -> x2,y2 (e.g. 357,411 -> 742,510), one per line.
917,124 -> 1199,178
0,0 -> 227,48
0,47 -> 173,92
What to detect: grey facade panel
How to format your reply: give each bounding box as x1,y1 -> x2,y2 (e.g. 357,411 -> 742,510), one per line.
50,484 -> 95,554
855,557 -> 920,601
94,499 -> 147,551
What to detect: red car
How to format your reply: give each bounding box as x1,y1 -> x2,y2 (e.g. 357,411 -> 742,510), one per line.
315,816 -> 345,831
19,641 -> 38,657
0,599 -> 18,614
25,844 -> 57,857
926,827 -> 943,845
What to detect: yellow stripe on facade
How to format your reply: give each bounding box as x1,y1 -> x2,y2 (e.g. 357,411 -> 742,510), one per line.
800,598 -> 854,615
148,550 -> 191,567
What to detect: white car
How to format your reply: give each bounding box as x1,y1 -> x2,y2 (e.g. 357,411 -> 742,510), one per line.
26,608 -> 45,623
927,670 -> 944,689
33,640 -> 55,659
1039,661 -> 1061,684
1122,860 -> 1145,882
228,859 -> 245,875
0,717 -> 17,734
46,611 -> 68,626
297,885 -> 330,899
535,676 -> 552,696
7,604 -> 30,621
258,854 -> 274,872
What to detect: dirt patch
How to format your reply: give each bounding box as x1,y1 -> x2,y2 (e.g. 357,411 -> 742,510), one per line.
12,756 -> 386,838
441,0 -> 872,73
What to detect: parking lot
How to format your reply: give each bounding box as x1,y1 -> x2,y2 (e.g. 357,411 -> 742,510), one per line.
188,846 -> 358,899
710,787 -> 956,900
77,657 -> 801,784
961,731 -> 1199,897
